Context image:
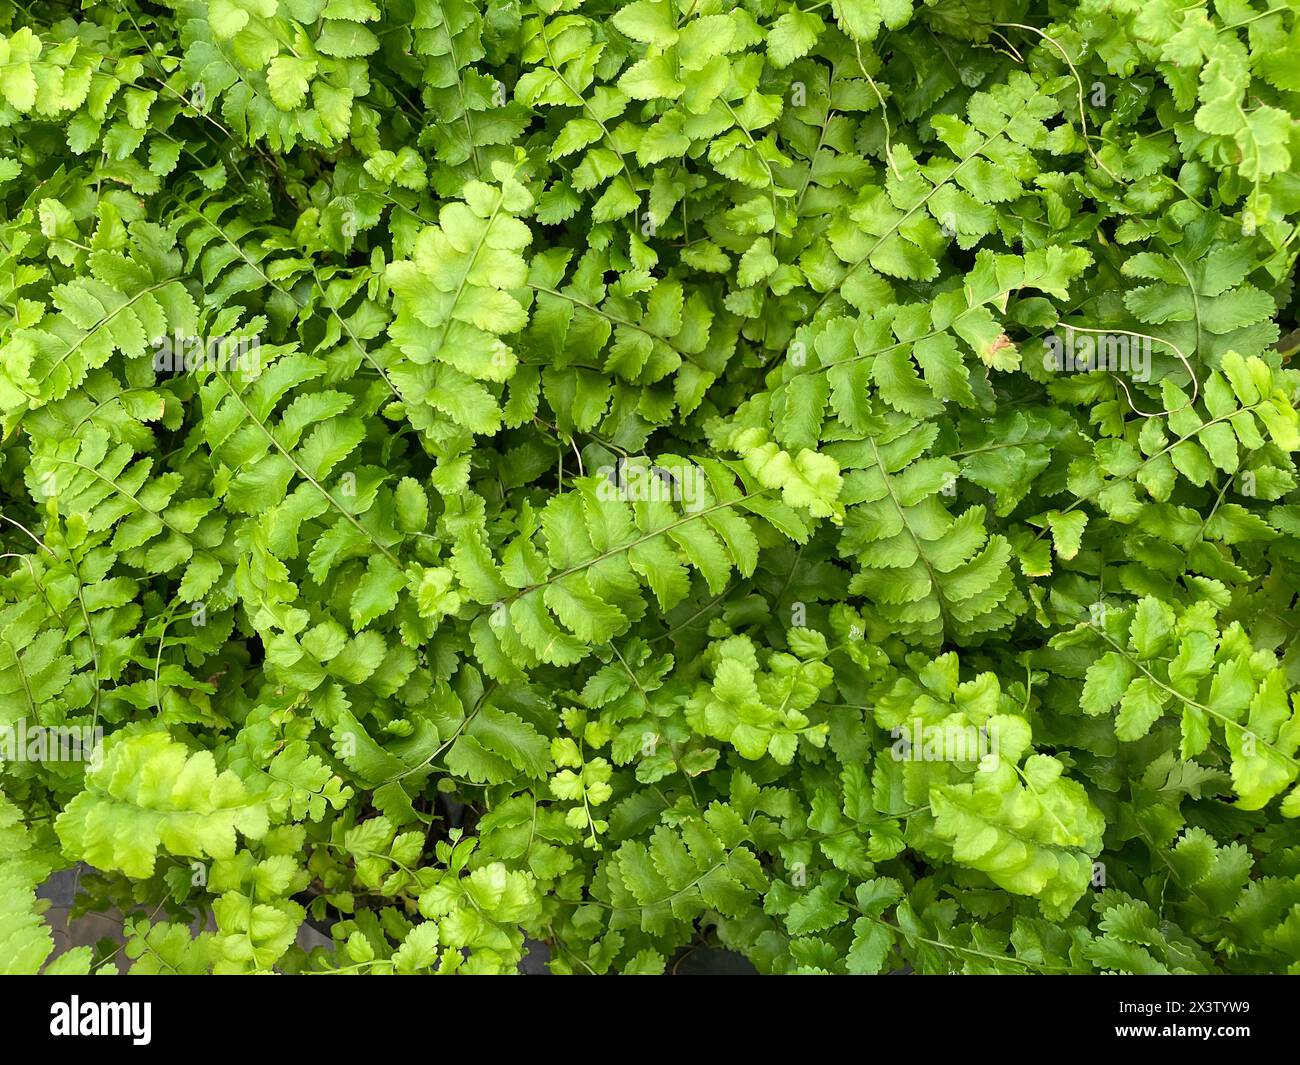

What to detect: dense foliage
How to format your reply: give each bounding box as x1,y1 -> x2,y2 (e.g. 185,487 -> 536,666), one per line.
1,0 -> 1299,976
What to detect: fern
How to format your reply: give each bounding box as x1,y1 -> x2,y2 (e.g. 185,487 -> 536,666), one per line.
2,0 -> 1300,980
